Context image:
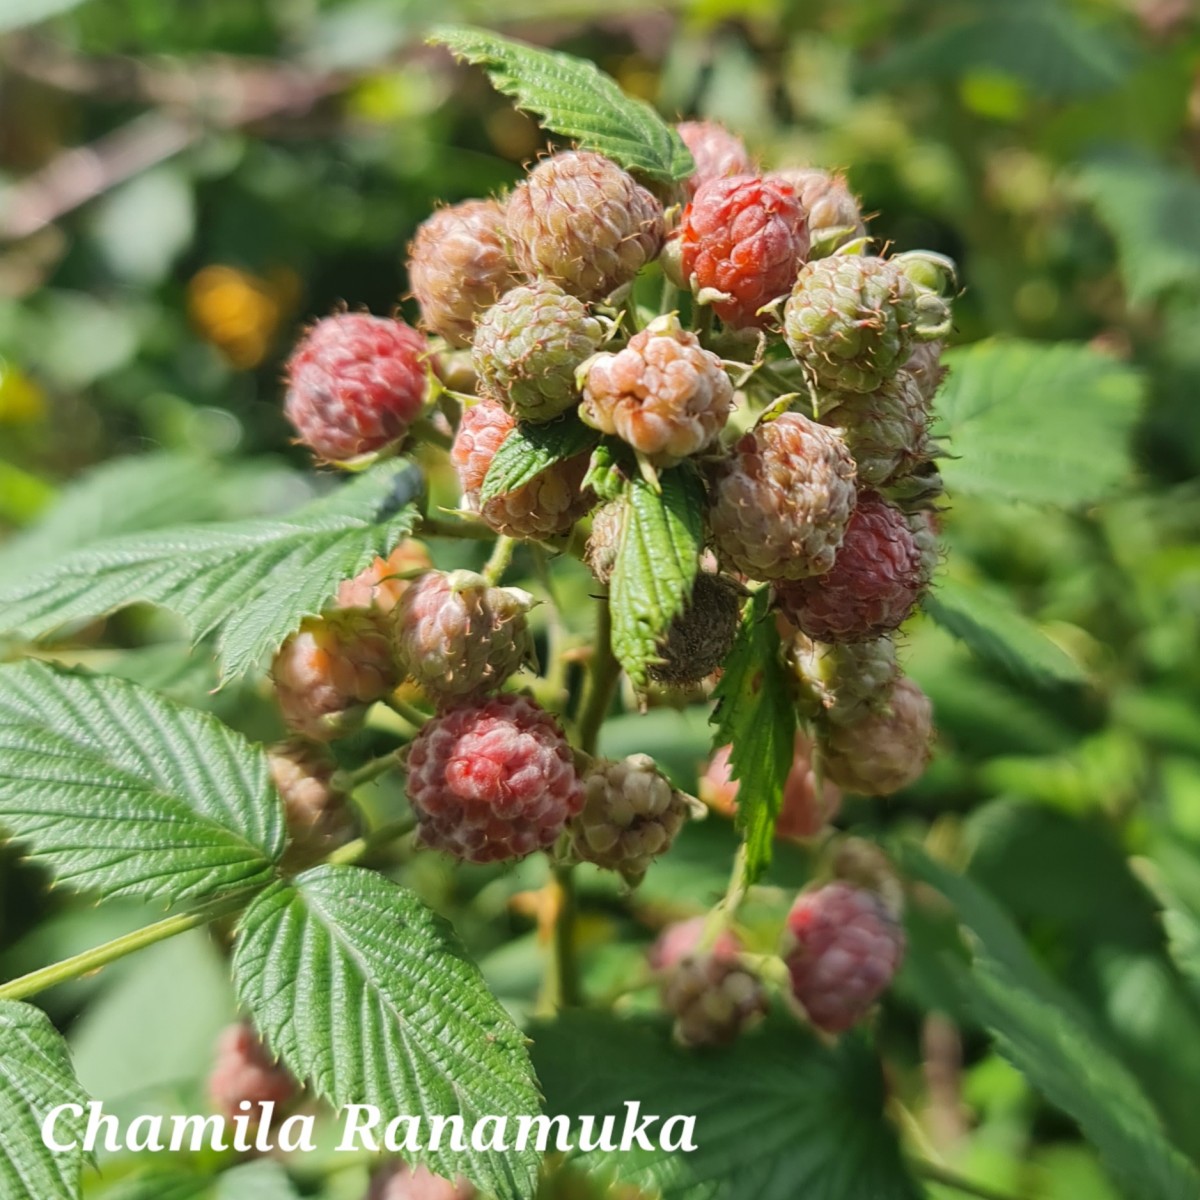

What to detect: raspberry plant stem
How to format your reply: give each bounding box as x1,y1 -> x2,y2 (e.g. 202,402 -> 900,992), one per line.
326,814 -> 417,868
418,514 -> 495,541
483,534 -> 515,583
911,1161 -> 1024,1200
0,889 -> 254,1003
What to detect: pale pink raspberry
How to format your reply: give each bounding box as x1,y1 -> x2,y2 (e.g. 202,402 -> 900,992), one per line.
775,491 -> 926,642
782,882 -> 904,1033
707,412 -> 858,580
819,676 -> 934,795
272,609 -> 397,741
208,1022 -> 296,1120
580,314 -> 733,464
506,151 -> 664,301
408,199 -> 518,347
284,313 -> 429,463
451,398 -> 592,539
676,120 -> 755,198
335,539 -> 432,613
768,167 -> 865,253
367,1162 -> 475,1200
406,694 -> 584,863
267,738 -> 356,867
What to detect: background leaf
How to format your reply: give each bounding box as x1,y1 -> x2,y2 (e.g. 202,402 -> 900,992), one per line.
0,1000 -> 89,1200
924,574 -> 1088,689
479,413 -> 598,504
429,27 -> 693,181
934,340 -> 1141,506
232,866 -> 541,1200
0,661 -> 283,903
608,466 -> 704,689
710,589 -> 797,884
531,1012 -> 921,1200
0,460 -> 420,679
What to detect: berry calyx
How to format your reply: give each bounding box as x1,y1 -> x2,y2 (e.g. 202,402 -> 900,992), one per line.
680,174 -> 810,328
408,199 -> 518,347
775,491 -> 926,642
392,570 -> 534,706
707,412 -> 858,580
284,313 -> 429,463
579,314 -> 734,465
272,608 -> 397,741
451,398 -> 592,540
782,882 -> 904,1033
406,694 -> 584,863
505,151 -> 664,301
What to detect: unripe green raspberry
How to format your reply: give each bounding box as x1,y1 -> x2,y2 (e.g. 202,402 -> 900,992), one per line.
819,370 -> 932,487
569,753 -> 691,886
819,676 -> 933,795
408,199 -> 518,347
580,314 -> 733,465
908,510 -> 942,582
784,255 -> 930,393
472,281 -> 604,422
789,634 -> 900,727
392,570 -> 534,706
768,167 -> 865,255
707,412 -> 858,580
902,339 -> 947,403
650,572 -> 742,686
506,151 -> 665,301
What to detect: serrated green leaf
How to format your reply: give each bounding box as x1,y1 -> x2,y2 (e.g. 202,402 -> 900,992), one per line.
531,1012 -> 920,1200
864,4 -> 1131,99
906,850 -> 1200,1200
934,340 -> 1141,506
710,589 -> 796,884
1075,154 -> 1200,307
232,866 -> 541,1200
479,413 -> 598,505
0,661 -> 283,903
0,1000 -> 89,1200
608,467 -> 704,689
429,27 -> 693,181
0,461 -> 420,680
924,574 -> 1087,689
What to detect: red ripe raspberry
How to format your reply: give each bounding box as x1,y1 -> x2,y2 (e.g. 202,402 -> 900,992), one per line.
649,919 -> 767,1047
408,199 -> 517,347
680,175 -> 810,328
272,609 -> 397,741
284,313 -> 429,463
208,1022 -> 296,1120
783,882 -> 904,1033
336,539 -> 432,614
707,412 -> 858,580
506,151 -> 664,301
820,676 -> 934,795
393,570 -> 534,706
775,492 -> 926,642
580,314 -> 733,464
368,1162 -> 475,1200
406,694 -> 584,863
267,738 -> 356,867
451,398 -> 591,539
676,120 -> 754,198
699,734 -> 841,841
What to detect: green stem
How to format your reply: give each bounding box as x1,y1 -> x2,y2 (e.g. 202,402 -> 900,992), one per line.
576,597 -> 620,755
418,514 -> 494,542
543,862 -> 581,1011
911,1161 -> 1025,1200
337,752 -> 399,791
385,695 -> 431,730
702,841 -> 749,949
483,535 -> 516,584
0,890 -> 251,1003
326,815 -> 417,868
531,546 -> 569,701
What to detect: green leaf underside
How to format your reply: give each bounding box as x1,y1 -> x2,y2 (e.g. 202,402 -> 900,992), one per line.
429,27 -> 693,182
609,467 -> 704,689
101,1161 -> 300,1200
0,1000 -> 89,1200
0,461 -> 420,681
232,866 -> 541,1200
479,413 -> 598,505
934,339 -> 1141,507
906,850 -> 1200,1200
710,589 -> 796,884
924,574 -> 1087,689
531,1012 -> 920,1200
0,661 -> 283,903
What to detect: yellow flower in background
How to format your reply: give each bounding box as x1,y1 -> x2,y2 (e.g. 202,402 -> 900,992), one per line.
187,265 -> 299,370
0,360 -> 46,424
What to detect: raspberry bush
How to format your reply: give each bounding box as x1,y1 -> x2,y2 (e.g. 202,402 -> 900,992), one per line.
0,16 -> 1189,1200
